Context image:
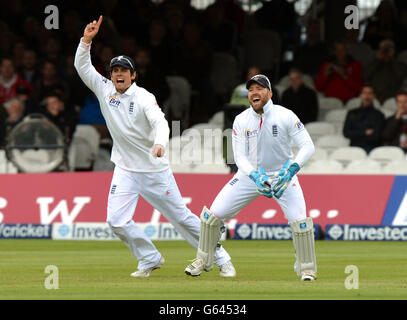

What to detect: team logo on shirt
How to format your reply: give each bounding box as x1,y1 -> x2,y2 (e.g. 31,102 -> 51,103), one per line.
109,96 -> 121,108
294,120 -> 303,130
272,125 -> 278,137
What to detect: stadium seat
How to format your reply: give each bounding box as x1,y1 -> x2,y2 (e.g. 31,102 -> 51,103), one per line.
70,125 -> 101,170
381,108 -> 395,119
277,73 -> 315,89
329,146 -> 368,167
273,84 -> 287,97
343,159 -> 381,174
0,150 -> 17,174
324,109 -> 347,133
208,111 -> 224,128
382,160 -> 407,174
315,135 -> 350,154
308,148 -> 329,163
305,121 -> 336,142
166,76 -> 191,128
93,148 -> 115,171
382,97 -> 398,112
210,52 -> 240,103
345,97 -> 381,110
368,146 -> 405,166
318,97 -> 344,121
301,159 -> 344,174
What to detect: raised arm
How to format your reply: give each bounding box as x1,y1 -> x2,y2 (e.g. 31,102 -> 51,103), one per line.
74,16 -> 108,95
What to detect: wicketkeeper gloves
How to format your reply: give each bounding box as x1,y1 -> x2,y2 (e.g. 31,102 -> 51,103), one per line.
273,160 -> 300,199
249,166 -> 273,198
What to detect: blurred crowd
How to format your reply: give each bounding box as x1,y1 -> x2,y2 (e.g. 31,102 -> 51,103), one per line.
1,0 -> 407,156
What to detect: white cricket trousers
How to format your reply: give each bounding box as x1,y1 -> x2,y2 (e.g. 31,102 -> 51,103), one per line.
106,166 -> 231,270
210,170 -> 306,223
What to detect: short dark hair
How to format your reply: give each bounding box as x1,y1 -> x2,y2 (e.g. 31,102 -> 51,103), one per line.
395,90 -> 407,99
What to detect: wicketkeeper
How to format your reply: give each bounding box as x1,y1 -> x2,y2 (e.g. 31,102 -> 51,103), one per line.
185,74 -> 317,281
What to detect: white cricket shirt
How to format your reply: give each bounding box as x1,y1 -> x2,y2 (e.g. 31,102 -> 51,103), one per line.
232,99 -> 315,175
74,39 -> 170,172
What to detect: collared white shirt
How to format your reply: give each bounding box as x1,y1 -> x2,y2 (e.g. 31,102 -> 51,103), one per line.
232,99 -> 315,175
74,39 -> 170,172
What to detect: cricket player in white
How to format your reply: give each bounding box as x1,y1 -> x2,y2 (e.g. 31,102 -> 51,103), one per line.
74,16 -> 233,277
185,74 -> 317,281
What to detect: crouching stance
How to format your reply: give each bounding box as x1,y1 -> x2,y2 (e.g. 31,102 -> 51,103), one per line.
186,74 -> 317,280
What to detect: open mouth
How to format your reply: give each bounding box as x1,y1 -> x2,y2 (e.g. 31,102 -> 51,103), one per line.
116,78 -> 125,84
252,97 -> 261,103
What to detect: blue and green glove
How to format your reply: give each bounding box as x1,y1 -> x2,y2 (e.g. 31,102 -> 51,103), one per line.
249,166 -> 273,198
273,160 -> 300,199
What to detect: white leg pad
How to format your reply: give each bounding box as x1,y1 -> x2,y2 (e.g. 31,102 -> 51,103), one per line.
290,217 -> 317,276
197,206 -> 222,270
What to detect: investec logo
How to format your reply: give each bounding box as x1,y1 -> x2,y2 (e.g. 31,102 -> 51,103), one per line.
36,197 -> 91,224
236,224 -> 292,240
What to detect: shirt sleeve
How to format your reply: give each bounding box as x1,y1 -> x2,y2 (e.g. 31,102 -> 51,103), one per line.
232,117 -> 256,176
143,94 -> 170,147
74,38 -> 109,97
287,111 -> 315,167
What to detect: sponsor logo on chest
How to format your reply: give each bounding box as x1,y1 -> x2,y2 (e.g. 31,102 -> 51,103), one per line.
108,96 -> 121,108
245,129 -> 258,137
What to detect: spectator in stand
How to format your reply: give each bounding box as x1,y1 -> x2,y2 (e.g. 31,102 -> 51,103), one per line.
345,28 -> 375,68
343,85 -> 385,153
32,60 -> 70,104
134,47 -> 170,107
16,85 -> 38,116
4,98 -> 25,136
382,90 -> 407,152
41,36 -> 65,68
62,54 -> 89,109
0,103 -> 7,147
254,0 -> 299,51
172,20 -> 216,121
12,39 -> 26,70
41,93 -> 78,146
0,57 -> 32,104
201,2 -> 238,55
362,0 -> 407,51
281,69 -> 319,125
314,40 -> 363,103
78,92 -> 110,140
148,18 -> 173,76
20,49 -> 40,85
95,44 -> 115,77
363,39 -> 407,104
292,19 -> 329,79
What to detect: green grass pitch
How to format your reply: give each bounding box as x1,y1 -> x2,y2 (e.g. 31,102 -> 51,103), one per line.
0,239 -> 406,300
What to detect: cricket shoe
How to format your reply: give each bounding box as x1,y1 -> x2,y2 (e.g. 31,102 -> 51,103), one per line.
130,256 -> 165,278
301,270 -> 317,281
185,258 -> 206,277
219,261 -> 236,277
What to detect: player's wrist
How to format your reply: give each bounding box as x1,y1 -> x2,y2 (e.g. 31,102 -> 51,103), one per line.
82,36 -> 92,45
288,162 -> 300,176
